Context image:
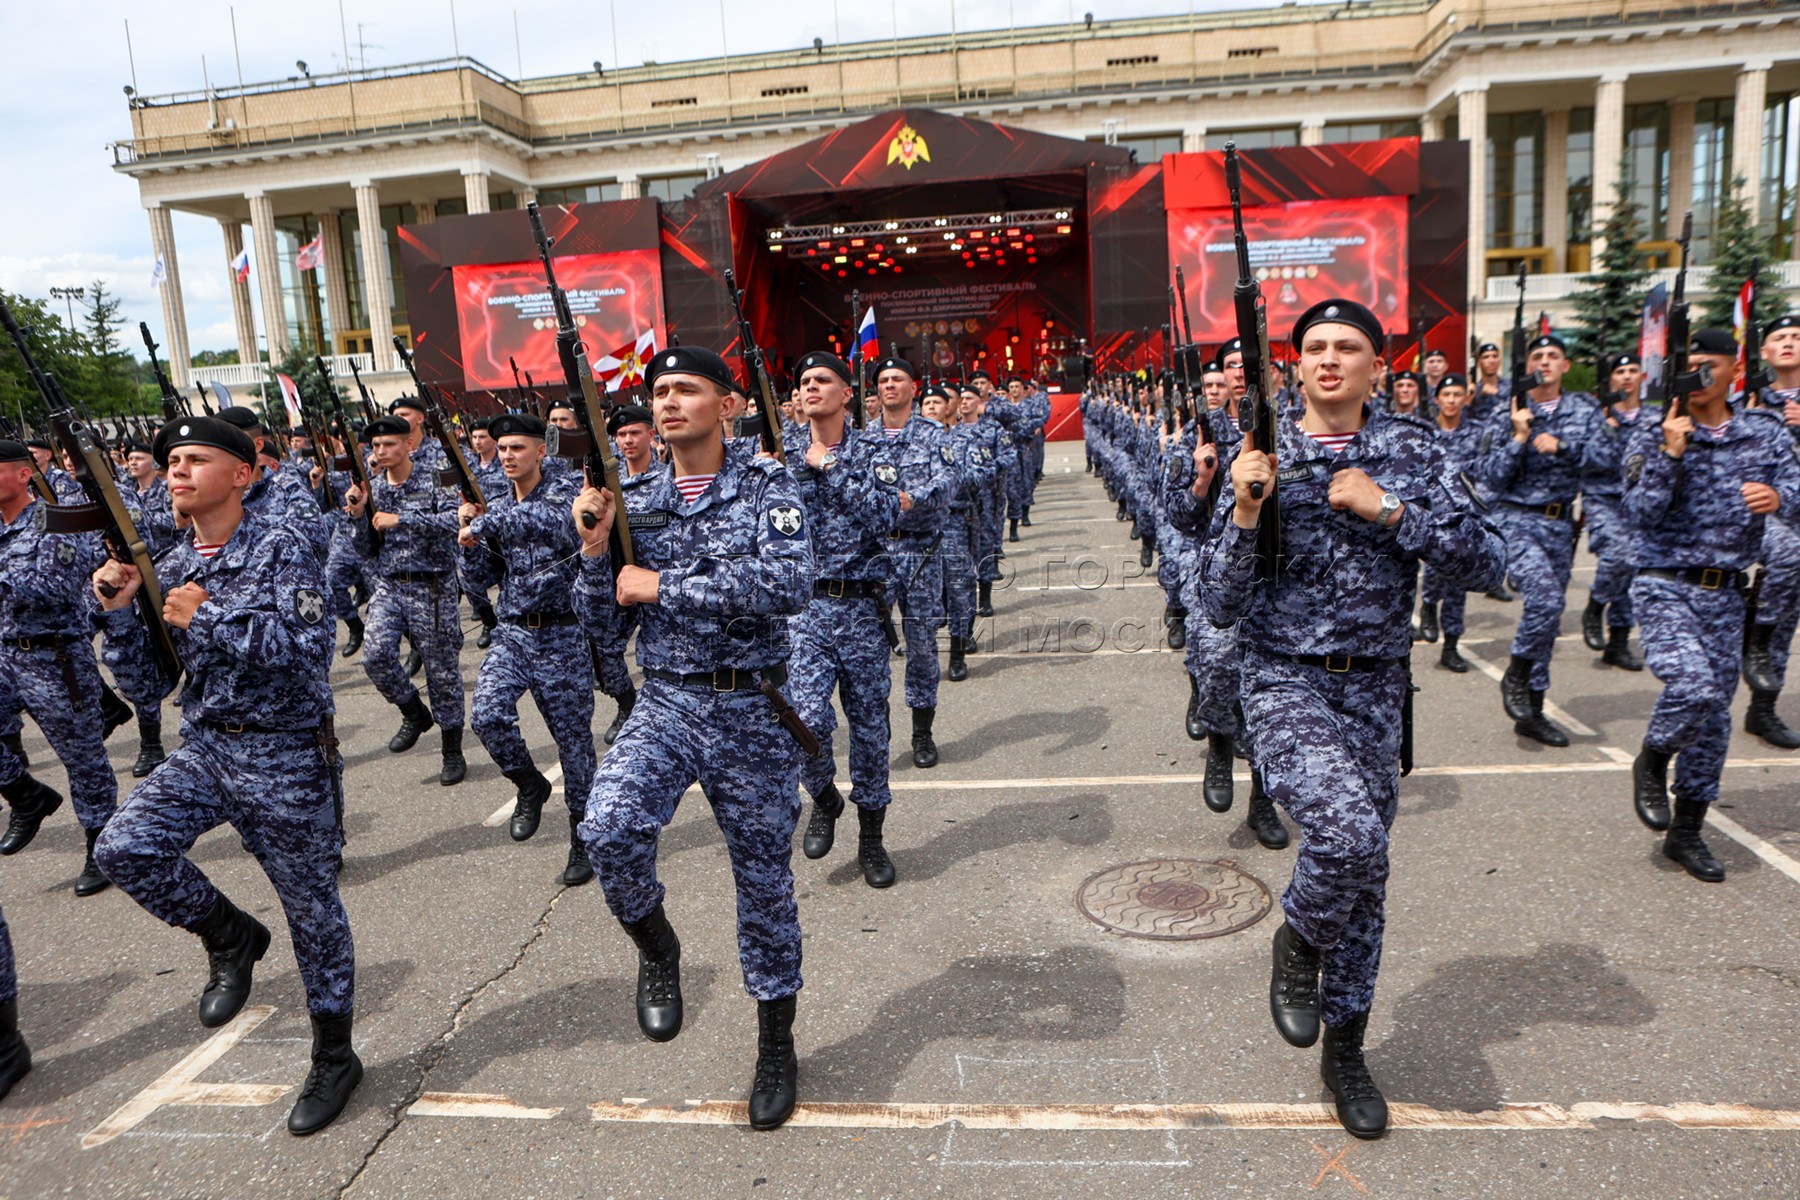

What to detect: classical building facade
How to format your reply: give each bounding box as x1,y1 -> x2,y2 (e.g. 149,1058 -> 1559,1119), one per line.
113,0 -> 1800,391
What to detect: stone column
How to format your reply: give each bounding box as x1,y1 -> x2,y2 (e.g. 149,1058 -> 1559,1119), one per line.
1457,84 -> 1488,299
1732,62 -> 1770,225
1299,119 -> 1326,147
1543,109 -> 1570,271
352,180 -> 396,371
1589,74 -> 1627,259
246,191 -> 289,360
518,185 -> 539,206
413,200 -> 437,224
1421,111 -> 1443,142
1180,128 -> 1206,153
319,211 -> 351,355
617,175 -> 642,200
144,204 -> 192,389
1666,97 -> 1697,242
220,219 -> 258,368
462,170 -> 492,215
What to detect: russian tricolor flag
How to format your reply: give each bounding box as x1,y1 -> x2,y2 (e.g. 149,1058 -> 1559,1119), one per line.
857,306 -> 879,361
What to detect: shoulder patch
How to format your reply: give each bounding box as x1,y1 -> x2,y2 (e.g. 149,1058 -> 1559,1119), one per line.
941,445 -> 956,465
294,587 -> 326,626
874,462 -> 899,486
768,503 -> 804,538
1624,453 -> 1646,485
54,540 -> 75,566
1480,431 -> 1494,454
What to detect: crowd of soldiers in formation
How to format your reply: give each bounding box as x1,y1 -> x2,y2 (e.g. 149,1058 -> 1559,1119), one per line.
1,300 -> 1796,1145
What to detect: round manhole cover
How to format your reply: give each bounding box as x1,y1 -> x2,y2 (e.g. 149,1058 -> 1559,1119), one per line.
1076,859 -> 1273,941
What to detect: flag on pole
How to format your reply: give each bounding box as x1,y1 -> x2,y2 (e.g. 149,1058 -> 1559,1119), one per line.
149,256 -> 167,289
276,373 -> 304,427
594,329 -> 657,393
211,380 -> 237,411
856,306 -> 879,361
295,232 -> 324,273
1731,277 -> 1756,399
230,248 -> 251,283
1639,282 -> 1669,392
1537,311 -> 1552,338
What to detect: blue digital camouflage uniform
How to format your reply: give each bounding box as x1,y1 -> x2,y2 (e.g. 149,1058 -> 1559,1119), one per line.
973,410 -> 1014,581
1584,405 -> 1654,632
591,461 -> 657,700
991,396 -> 1040,521
1202,408 -> 1505,1025
460,451 -> 508,623
785,418 -> 902,810
353,459 -> 465,730
1474,391 -> 1607,691
1420,416 -> 1490,638
576,443 -> 816,1000
1751,386 -> 1800,688
0,494 -> 116,833
1020,386 -> 1052,507
1623,409 -> 1800,802
461,469 -> 595,819
1166,408 -> 1243,739
95,515 -> 354,1017
938,421 -> 994,640
880,415 -> 952,709
99,475 -> 179,725
246,465 -> 330,563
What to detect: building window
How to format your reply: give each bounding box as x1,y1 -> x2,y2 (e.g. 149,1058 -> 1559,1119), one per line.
642,173 -> 705,201
275,214 -> 329,355
1204,127 -> 1298,151
1690,98 -> 1735,264
1624,103 -> 1671,246
1093,131 -> 1183,163
1319,119 -> 1420,144
1765,91 -> 1799,259
535,181 -> 623,206
1486,112 -> 1545,251
1106,55 -> 1159,67
337,202 -> 415,339
1566,107 -> 1594,249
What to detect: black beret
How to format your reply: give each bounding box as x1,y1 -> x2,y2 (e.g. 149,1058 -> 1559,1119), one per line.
123,440 -> 153,456
216,406 -> 264,435
793,351 -> 853,386
1763,314 -> 1800,339
872,356 -> 916,381
1218,337 -> 1245,359
1423,348 -> 1449,361
922,383 -> 954,402
467,415 -> 491,433
606,404 -> 654,435
23,437 -> 51,451
1438,373 -> 1468,390
1527,334 -> 1568,355
1689,328 -> 1738,357
1202,360 -> 1222,374
153,416 -> 257,468
363,415 -> 412,440
488,412 -> 548,440
389,394 -> 427,415
1290,300 -> 1384,352
0,440 -> 27,463
1608,352 -> 1643,371
1389,371 -> 1422,387
969,369 -> 992,382
1477,342 -> 1500,354
644,346 -> 740,395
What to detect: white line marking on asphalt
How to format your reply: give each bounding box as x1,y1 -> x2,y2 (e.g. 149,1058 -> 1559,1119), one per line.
1701,808 -> 1800,887
82,1006 -> 290,1149
1453,644 -> 1598,736
485,764 -> 565,827
410,1093 -> 565,1120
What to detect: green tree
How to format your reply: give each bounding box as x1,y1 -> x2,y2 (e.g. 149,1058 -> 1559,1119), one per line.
0,290 -> 96,432
1568,166 -> 1651,365
190,347 -> 241,367
1698,176 -> 1784,334
253,348 -> 348,431
77,278 -> 135,413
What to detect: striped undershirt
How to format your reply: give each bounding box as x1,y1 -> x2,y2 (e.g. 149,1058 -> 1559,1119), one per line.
674,474 -> 715,503
882,424 -> 905,438
1698,419 -> 1732,437
1303,426 -> 1358,455
1536,396 -> 1561,418
194,541 -> 226,559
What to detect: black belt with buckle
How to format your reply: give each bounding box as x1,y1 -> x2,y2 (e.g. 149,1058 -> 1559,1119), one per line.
889,529 -> 935,540
1500,499 -> 1575,520
388,570 -> 447,584
814,579 -> 886,600
7,634 -> 76,651
1278,651 -> 1408,673
504,611 -> 578,629
196,718 -> 315,735
643,663 -> 788,691
1639,566 -> 1745,591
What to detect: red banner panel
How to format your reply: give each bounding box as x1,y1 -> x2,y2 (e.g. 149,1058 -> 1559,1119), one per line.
450,250 -> 666,393
1169,195 -> 1410,346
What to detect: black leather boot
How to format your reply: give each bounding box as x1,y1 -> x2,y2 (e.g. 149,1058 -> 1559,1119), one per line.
184,893 -> 272,1028
404,647 -> 423,679
1743,622 -> 1780,693
1417,601 -> 1440,644
130,718 -> 165,779
1663,797 -> 1725,882
802,783 -> 846,860
0,998 -> 30,1103
603,687 -> 637,746
1185,675 -> 1205,741
1008,519 -> 1020,543
439,728 -> 466,786
620,904 -> 682,1042
1486,582 -> 1516,602
748,995 -> 799,1131
977,581 -> 994,617
1321,1014 -> 1389,1139
1,731 -> 26,770
1581,597 -> 1607,651
74,827 -> 110,897
947,636 -> 968,682
1514,690 -> 1570,747
1128,519 -> 1141,541
1245,770 -> 1289,849
562,813 -> 593,886
910,707 -> 938,769
1602,626 -> 1643,671
0,774 -> 64,856
1139,534 -> 1154,569
1021,505 -> 1032,527
1500,655 -> 1534,721
1165,607 -> 1186,650
1439,633 -> 1470,673
1632,742 -> 1673,831
387,694 -> 434,753
287,1011 -> 363,1136
1745,689 -> 1800,749
339,614 -> 364,658
1269,921 -> 1321,1048
100,686 -> 132,741
1115,498 -> 1128,521
856,805 -> 896,888
504,763 -> 552,841
474,602 -> 497,651
1203,733 -> 1234,813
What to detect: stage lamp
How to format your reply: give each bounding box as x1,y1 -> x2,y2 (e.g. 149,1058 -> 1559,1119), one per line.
1055,210 -> 1071,220
990,215 -> 1003,223
833,255 -> 847,263
895,236 -> 908,244
905,246 -> 917,254
850,238 -> 865,247
884,221 -> 898,230
832,225 -> 846,234
933,218 -> 948,226
769,230 -> 783,240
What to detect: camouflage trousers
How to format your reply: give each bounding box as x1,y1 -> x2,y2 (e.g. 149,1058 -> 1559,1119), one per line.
471,622 -> 595,818
0,642 -> 116,832
889,534 -> 945,710
363,576 -> 465,730
581,679 -> 804,1000
1496,508 -> 1577,691
324,520 -> 369,623
1584,496 -> 1636,629
1240,647 -> 1403,1026
1754,515 -> 1800,691
790,595 -> 893,811
1420,566 -> 1468,636
0,902 -> 13,1004
593,609 -> 639,700
96,723 -> 354,1016
1181,566 -> 1242,741
1635,576 -> 1744,805
100,608 -> 173,725
942,513 -> 978,640
973,490 -> 1005,584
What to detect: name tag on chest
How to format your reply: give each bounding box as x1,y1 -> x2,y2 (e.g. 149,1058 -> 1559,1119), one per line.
630,511 -> 674,530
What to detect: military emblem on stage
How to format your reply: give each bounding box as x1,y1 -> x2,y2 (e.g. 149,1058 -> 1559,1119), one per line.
886,125 -> 930,171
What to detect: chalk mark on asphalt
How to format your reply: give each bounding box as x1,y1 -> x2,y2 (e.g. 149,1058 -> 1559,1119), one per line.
81,1006 -> 289,1149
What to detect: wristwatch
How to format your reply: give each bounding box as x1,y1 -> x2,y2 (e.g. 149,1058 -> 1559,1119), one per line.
1376,491 -> 1402,526
819,450 -> 838,471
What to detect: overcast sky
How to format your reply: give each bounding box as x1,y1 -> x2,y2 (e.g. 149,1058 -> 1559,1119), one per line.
0,0 -> 1281,356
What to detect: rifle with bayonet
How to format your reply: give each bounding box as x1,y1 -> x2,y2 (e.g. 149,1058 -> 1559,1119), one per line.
296,358 -> 341,513
851,291 -> 866,428
346,359 -> 379,423
525,201 -> 634,567
1662,211 -> 1708,422
724,268 -> 785,461
0,300 -> 63,506
1743,259 -> 1770,400
193,382 -> 214,416
323,360 -> 382,555
140,323 -> 188,420
1509,262 -> 1543,425
393,339 -> 496,540
1224,141 -> 1282,580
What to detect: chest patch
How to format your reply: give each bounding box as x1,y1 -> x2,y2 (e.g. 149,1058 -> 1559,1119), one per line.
294,587 -> 326,625
630,511 -> 673,530
54,541 -> 74,566
768,504 -> 804,538
874,463 -> 899,486
941,445 -> 956,465
1624,453 -> 1646,485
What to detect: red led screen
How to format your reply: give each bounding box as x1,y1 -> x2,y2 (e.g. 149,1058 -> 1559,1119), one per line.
1169,195 -> 1409,345
451,249 -> 666,392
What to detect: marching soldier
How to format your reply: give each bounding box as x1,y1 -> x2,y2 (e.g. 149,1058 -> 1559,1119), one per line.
929,385 -> 992,682
1742,314 -> 1800,747
1579,354 -> 1649,672
1419,374 -> 1485,671
463,416 -> 503,650
93,415 -> 362,1136
594,404 -> 659,746
572,345 -> 816,1131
